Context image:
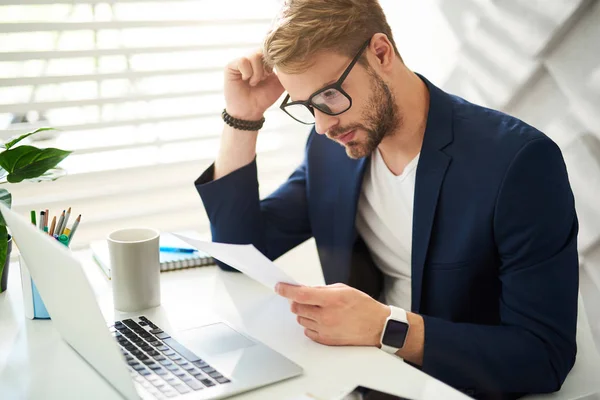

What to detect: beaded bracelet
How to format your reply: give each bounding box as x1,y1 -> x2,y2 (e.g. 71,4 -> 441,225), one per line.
221,109 -> 265,131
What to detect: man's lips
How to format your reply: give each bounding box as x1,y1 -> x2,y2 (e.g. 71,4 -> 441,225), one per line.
334,129 -> 356,145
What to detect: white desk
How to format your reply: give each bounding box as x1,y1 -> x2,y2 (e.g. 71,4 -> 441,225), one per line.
0,240 -> 470,400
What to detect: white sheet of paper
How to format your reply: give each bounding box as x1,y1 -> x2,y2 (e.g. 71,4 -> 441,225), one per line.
173,234 -> 300,290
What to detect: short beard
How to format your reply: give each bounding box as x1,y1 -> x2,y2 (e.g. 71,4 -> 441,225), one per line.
345,71 -> 401,159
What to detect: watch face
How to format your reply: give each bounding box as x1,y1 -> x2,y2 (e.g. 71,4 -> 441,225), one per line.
383,319 -> 409,348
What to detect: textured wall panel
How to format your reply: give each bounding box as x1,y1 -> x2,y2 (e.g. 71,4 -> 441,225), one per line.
545,1 -> 600,136
432,0 -> 600,350
562,135 -> 600,252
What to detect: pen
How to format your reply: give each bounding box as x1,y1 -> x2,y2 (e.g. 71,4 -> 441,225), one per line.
159,247 -> 197,253
30,210 -> 36,226
39,211 -> 45,231
45,209 -> 49,230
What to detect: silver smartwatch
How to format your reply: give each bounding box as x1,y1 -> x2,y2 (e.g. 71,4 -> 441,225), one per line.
379,306 -> 410,354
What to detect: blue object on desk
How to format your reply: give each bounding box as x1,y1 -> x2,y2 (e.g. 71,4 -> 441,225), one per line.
31,280 -> 50,319
159,247 -> 197,253
20,234 -> 69,320
20,257 -> 51,320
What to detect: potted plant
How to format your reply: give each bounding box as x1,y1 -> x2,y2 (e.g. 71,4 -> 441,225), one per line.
0,128 -> 72,293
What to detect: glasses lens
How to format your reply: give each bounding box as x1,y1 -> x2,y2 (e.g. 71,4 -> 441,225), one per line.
311,88 -> 351,115
284,103 -> 315,124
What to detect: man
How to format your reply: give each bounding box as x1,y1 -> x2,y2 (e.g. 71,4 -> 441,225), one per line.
194,0 -> 579,398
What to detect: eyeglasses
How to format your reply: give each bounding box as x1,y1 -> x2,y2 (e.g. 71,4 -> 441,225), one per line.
280,38 -> 371,125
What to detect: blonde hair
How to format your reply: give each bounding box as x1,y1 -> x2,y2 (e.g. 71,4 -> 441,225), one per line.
263,0 -> 400,73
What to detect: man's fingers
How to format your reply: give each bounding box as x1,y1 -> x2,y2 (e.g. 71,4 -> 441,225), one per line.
276,283 -> 327,305
290,301 -> 321,321
236,58 -> 253,81
304,328 -> 337,346
247,54 -> 265,86
261,62 -> 274,81
297,316 -> 318,331
304,328 -> 320,342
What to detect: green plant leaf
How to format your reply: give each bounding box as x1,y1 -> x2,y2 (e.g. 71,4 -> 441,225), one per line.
3,127 -> 56,150
0,188 -> 10,227
0,146 -> 72,183
23,166 -> 67,183
0,224 -> 7,292
0,188 -> 11,227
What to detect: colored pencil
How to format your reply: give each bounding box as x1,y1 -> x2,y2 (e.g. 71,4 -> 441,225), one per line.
56,210 -> 65,236
67,214 -> 81,244
49,216 -> 57,236
61,206 -> 71,235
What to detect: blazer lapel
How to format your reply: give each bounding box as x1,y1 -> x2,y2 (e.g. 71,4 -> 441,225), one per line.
411,75 -> 454,313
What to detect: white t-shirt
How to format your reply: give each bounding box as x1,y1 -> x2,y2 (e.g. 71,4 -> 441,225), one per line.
355,149 -> 419,310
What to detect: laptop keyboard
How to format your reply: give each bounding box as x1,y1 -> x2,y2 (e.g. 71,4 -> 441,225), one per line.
110,316 -> 231,399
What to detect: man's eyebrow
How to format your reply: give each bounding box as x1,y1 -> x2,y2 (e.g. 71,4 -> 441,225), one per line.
319,79 -> 338,88
290,79 -> 338,102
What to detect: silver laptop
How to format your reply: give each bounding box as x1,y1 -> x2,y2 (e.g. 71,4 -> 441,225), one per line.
0,203 -> 302,400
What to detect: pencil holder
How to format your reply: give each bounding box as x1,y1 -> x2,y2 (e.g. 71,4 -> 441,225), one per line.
19,255 -> 50,320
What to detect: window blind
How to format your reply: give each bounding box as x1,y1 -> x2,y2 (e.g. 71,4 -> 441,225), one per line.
0,0 -> 309,249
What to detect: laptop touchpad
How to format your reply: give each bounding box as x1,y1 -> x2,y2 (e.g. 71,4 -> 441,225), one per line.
177,323 -> 256,356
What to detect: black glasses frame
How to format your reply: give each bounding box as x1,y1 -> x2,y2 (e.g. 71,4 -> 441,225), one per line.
279,38 -> 372,125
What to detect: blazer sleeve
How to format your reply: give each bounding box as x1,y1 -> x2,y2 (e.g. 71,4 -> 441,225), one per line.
421,137 -> 579,397
194,133 -> 314,271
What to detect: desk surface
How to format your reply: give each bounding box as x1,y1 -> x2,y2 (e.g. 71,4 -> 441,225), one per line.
0,240 -> 469,400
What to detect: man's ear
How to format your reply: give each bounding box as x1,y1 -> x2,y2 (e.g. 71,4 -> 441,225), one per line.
369,33 -> 395,73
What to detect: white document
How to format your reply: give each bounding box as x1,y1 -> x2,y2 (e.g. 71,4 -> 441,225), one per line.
173,234 -> 300,290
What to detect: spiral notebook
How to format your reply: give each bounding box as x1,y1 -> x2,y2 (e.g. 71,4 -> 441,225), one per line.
90,232 -> 215,279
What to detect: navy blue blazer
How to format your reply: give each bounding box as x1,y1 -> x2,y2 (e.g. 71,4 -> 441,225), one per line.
195,76 -> 578,399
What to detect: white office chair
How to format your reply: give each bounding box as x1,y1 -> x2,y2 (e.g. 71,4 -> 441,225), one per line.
525,293 -> 600,400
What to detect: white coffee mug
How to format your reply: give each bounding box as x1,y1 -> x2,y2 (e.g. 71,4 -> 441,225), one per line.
108,228 -> 161,312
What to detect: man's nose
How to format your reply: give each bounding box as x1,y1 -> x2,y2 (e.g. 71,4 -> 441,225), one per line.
314,109 -> 339,136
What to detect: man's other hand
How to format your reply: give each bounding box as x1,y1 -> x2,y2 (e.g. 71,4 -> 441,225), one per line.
275,282 -> 390,347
